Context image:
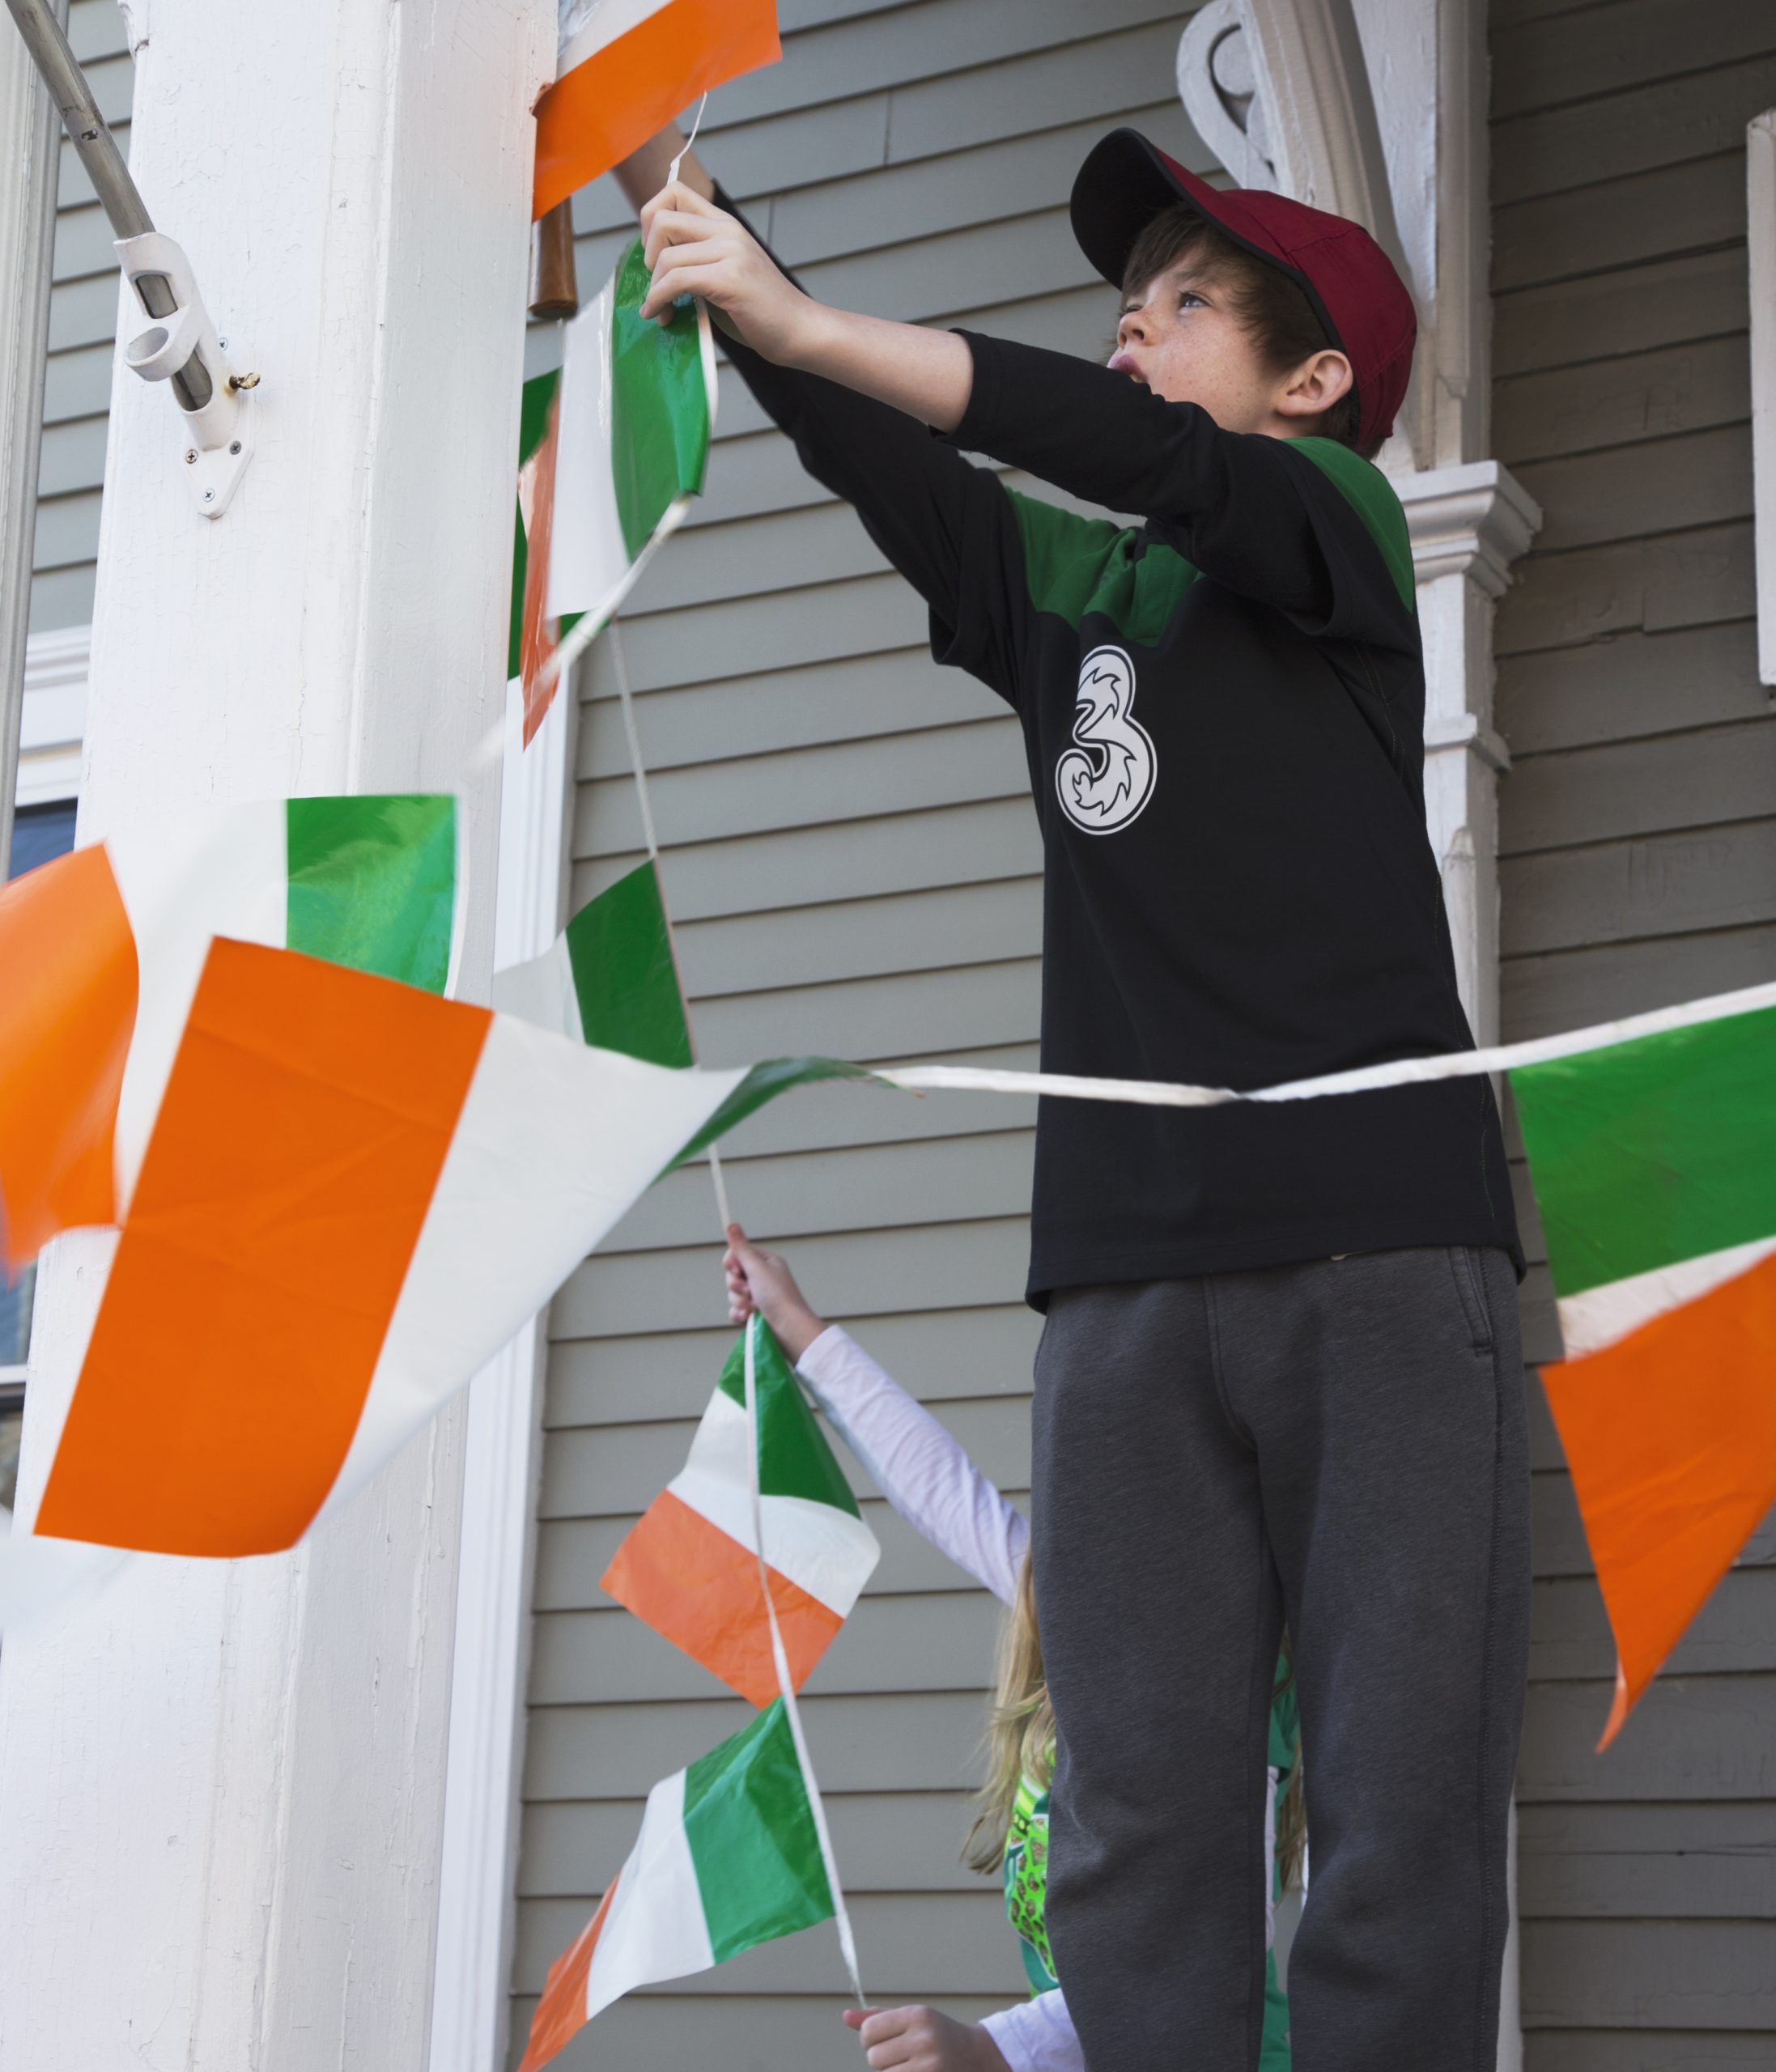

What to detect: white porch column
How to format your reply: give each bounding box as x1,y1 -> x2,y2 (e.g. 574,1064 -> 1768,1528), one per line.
1404,462 -> 1541,1043
0,2 -> 551,2066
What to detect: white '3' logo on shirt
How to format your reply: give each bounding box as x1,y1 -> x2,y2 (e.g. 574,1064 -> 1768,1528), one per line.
1055,644 -> 1157,835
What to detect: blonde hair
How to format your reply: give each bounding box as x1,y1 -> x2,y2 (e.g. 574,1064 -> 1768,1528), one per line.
966,1551 -> 1307,1893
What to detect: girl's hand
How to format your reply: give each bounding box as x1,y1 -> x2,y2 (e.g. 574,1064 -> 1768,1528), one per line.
722,1225 -> 826,1361
842,2006 -> 1011,2072
639,182 -> 820,363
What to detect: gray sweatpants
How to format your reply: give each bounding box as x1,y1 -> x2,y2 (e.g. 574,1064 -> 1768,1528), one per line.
1030,1247 -> 1529,2072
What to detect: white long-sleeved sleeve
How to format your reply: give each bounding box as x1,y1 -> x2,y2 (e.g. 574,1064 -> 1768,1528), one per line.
795,1325 -> 1027,1606
981,1990 -> 1081,2072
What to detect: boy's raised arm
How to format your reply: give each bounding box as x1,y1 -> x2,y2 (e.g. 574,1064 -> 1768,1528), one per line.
944,329 -> 1414,645
612,133 -> 1038,703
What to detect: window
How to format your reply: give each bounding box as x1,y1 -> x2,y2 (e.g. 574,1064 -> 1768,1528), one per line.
1,800 -> 79,1374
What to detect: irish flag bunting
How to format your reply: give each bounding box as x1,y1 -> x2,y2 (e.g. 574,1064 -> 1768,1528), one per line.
516,1699 -> 835,2072
1514,994 -> 1776,1745
494,857 -> 692,1068
509,241 -> 715,745
22,940 -> 852,1560
602,1320 -> 880,1706
0,795 -> 460,1270
533,0 -> 780,221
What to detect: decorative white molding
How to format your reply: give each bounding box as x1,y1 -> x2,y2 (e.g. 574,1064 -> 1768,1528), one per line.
1748,110 -> 1776,687
1242,0 -> 1405,273
16,623 -> 87,807
1424,711 -> 1510,772
1397,461 -> 1542,600
1178,1 -> 1281,193
428,674 -> 576,2072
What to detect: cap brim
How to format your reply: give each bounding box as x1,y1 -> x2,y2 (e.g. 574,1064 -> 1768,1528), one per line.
1070,130 -> 1230,291
1070,128 -> 1350,370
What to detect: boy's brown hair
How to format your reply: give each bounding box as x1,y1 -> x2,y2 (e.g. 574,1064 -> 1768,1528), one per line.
1122,203 -> 1375,458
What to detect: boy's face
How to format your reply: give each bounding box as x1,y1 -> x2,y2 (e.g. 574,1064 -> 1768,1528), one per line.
1111,252 -> 1347,437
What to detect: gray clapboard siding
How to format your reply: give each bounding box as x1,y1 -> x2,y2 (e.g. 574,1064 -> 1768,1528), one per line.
514,1890 -> 1024,1998
573,716 -> 1028,853
573,795 -> 1041,921
1493,154 -> 1746,294
1492,9 -> 1776,2051
514,12 -> 1216,2057
1491,0 -> 1776,118
1495,622 -> 1764,754
1510,425 -> 1752,555
1502,923 -> 1776,1037
1500,819 -> 1776,957
525,1689 -> 999,1801
671,876 -> 1043,998
535,1490 -> 1026,1613
519,1790 -> 985,1900
506,1995 -> 1013,2072
1525,2035 -> 1776,2072
610,1127 -> 1037,1254
546,1303 -> 1039,1429
31,1 -> 129,633
541,1395 -> 1030,1523
1517,1802 -> 1776,1918
1492,55 -> 1776,207
576,646 -> 1005,770
1494,338 -> 1751,465
1522,1923 -> 1776,2031
1494,247 -> 1748,381
1495,522 -> 1755,656
1500,724 -> 1776,852
1532,1570 -> 1776,1680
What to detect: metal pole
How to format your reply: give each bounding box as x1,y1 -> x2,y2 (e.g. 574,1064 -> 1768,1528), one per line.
2,0 -> 151,241
0,0 -> 66,881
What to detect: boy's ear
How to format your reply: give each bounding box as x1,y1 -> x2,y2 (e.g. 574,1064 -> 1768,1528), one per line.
1273,348 -> 1354,423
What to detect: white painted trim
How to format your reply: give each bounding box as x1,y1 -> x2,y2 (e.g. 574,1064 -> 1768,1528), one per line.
15,624 -> 87,808
428,672 -> 576,2072
1396,461 -> 1542,599
1748,110 -> 1776,687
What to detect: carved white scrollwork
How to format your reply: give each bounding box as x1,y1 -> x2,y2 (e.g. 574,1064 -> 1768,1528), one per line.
1177,0 -> 1280,193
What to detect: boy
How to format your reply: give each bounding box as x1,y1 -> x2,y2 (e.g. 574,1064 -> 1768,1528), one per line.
615,126 -> 1528,2072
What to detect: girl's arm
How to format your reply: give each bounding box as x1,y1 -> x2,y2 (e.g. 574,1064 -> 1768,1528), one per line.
724,1228 -> 1027,1606
979,1989 -> 1082,2072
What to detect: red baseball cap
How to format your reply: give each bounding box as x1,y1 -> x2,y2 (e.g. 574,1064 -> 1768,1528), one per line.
1070,128 -> 1416,451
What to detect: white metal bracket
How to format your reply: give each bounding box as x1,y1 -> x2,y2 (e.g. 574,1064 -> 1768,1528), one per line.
115,230 -> 256,518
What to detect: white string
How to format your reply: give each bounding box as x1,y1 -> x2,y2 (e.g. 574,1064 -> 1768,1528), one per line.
872,971 -> 1776,1113
607,618 -> 660,864
745,1316 -> 866,2006
608,615 -> 732,1233
667,92 -> 709,189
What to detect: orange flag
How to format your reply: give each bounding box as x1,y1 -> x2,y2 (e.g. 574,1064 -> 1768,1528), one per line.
533,0 -> 780,220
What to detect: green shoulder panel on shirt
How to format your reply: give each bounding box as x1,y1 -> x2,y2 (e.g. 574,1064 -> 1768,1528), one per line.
1286,437 -> 1416,614
1009,489 -> 1200,646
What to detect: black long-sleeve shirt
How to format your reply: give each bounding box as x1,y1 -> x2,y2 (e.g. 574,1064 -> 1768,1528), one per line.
716,196 -> 1520,1303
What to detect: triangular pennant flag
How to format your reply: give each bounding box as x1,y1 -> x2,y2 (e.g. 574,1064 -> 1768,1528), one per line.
517,1697 -> 834,2072
545,240 -> 715,643
516,372 -> 563,746
0,796 -> 461,1271
493,857 -> 692,1068
1513,1001 -> 1776,1745
510,368 -> 559,683
533,0 -> 780,221
23,940 -> 848,1560
602,1320 -> 879,1705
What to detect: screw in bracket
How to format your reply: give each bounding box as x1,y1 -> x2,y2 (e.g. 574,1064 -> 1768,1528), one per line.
185,448 -> 198,465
